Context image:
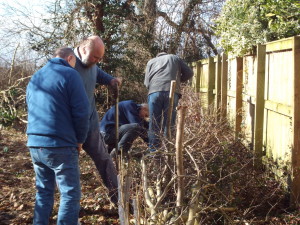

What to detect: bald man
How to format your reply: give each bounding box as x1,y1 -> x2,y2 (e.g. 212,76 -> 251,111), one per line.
74,36 -> 121,206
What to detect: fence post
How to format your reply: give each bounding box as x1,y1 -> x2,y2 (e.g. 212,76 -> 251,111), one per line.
235,57 -> 243,139
254,44 -> 266,167
215,55 -> 222,116
291,35 -> 300,207
208,57 -> 215,111
195,61 -> 201,93
221,53 -> 228,120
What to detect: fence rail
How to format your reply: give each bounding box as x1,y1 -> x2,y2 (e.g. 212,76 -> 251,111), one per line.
192,35 -> 300,206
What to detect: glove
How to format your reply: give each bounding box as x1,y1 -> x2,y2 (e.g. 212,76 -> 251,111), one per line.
110,84 -> 118,99
110,78 -> 120,87
110,78 -> 121,99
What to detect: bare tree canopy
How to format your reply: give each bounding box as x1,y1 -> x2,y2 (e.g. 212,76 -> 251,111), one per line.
1,0 -> 224,61
0,0 -> 225,126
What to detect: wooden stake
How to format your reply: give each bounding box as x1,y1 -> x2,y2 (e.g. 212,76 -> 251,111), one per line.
176,106 -> 187,207
166,80 -> 177,142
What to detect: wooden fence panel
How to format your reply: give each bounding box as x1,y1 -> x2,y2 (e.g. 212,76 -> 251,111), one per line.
198,58 -> 216,112
191,61 -> 200,93
226,57 -> 243,139
227,57 -> 238,130
193,35 -> 300,206
215,55 -> 222,112
263,47 -> 293,177
208,57 -> 216,111
241,55 -> 257,148
199,59 -> 209,108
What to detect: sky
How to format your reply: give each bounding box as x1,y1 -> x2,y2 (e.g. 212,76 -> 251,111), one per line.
0,0 -> 44,14
0,0 -> 48,64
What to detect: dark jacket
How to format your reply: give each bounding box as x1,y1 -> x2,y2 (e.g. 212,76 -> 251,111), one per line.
26,58 -> 89,147
100,100 -> 144,133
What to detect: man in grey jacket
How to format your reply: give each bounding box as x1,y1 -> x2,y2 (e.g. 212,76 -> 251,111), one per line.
144,52 -> 193,151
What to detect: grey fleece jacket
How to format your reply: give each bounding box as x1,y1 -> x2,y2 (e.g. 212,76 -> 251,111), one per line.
144,52 -> 193,95
74,47 -> 114,131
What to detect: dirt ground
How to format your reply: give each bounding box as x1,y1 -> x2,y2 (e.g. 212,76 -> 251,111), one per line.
0,128 -> 119,225
1,127 -> 300,225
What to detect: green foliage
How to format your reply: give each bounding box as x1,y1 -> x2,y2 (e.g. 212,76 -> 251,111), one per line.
214,0 -> 300,56
3,147 -> 9,153
0,88 -> 20,127
0,110 -> 17,127
0,73 -> 30,128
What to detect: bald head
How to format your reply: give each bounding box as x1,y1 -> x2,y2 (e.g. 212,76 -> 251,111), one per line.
79,35 -> 105,67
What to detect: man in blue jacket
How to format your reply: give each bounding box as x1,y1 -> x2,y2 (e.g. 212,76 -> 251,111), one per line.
74,36 -> 121,205
26,47 -> 89,224
144,52 -> 193,151
100,100 -> 149,156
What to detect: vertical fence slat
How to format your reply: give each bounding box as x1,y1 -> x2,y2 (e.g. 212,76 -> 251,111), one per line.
208,57 -> 215,109
221,53 -> 228,119
235,57 -> 243,139
291,36 -> 300,206
254,44 -> 266,167
193,35 -> 300,208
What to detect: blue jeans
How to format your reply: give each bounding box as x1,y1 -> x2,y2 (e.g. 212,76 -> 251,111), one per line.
148,91 -> 179,151
103,123 -> 148,153
29,147 -> 81,225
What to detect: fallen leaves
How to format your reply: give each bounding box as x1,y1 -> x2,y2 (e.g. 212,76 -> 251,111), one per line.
0,128 -> 120,224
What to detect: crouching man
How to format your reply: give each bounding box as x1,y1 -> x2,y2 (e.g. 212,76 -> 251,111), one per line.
100,100 -> 149,156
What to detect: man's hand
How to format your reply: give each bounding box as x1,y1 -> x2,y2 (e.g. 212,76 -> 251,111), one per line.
110,78 -> 122,99
77,143 -> 83,153
110,77 -> 122,88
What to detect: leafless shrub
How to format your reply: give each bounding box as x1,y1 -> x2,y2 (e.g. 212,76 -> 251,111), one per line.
0,46 -> 34,129
119,85 -> 289,224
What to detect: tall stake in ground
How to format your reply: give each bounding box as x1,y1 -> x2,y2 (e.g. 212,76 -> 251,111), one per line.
176,106 -> 187,208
